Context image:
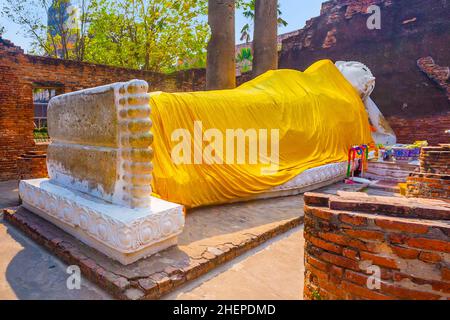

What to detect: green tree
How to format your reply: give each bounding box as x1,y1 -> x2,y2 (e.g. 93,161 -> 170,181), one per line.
85,0 -> 209,73
236,47 -> 253,73
2,0 -> 92,59
237,0 -> 287,43
236,47 -> 252,63
2,0 -> 209,73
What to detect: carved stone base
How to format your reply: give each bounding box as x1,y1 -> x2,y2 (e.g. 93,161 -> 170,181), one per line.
245,162 -> 351,201
19,179 -> 185,265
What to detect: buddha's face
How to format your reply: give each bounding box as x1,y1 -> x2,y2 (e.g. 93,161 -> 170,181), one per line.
335,61 -> 376,101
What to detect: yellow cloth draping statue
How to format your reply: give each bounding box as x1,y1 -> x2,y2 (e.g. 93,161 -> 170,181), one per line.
149,60 -> 374,207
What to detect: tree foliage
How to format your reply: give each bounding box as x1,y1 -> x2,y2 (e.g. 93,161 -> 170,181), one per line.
237,0 -> 287,43
2,0 -> 288,72
85,0 -> 209,72
2,0 -> 209,73
2,0 -> 90,60
236,47 -> 253,73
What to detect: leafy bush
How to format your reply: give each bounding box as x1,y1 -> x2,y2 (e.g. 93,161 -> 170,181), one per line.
34,127 -> 49,139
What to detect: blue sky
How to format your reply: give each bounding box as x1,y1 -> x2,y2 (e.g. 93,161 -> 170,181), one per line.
0,0 -> 324,53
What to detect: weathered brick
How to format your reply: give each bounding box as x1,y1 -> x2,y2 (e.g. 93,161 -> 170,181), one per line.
305,262 -> 329,284
393,272 -> 450,294
304,193 -> 330,207
344,229 -> 385,241
344,269 -> 370,286
388,233 -> 410,245
441,267 -> 450,282
319,232 -> 378,253
305,206 -> 334,221
306,255 -> 329,272
375,219 -> 430,234
339,214 -> 368,226
320,251 -> 360,271
390,245 -> 420,259
304,187 -> 449,300
329,265 -> 344,278
307,234 -> 343,254
381,282 -> 441,300
360,252 -> 399,270
419,251 -> 442,263
343,248 -> 360,260
342,281 -> 393,300
406,238 -> 450,253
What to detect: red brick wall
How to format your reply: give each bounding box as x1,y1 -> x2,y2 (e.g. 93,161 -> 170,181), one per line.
0,64 -> 35,181
304,192 -> 450,300
407,145 -> 450,201
388,114 -> 450,146
17,151 -> 48,180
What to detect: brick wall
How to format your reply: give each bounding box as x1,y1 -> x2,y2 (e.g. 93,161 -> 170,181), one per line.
407,145 -> 450,201
17,151 -> 48,180
0,64 -> 35,181
388,114 -> 450,146
417,57 -> 450,101
303,192 -> 450,300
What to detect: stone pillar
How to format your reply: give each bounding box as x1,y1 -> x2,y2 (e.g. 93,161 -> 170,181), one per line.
407,145 -> 450,201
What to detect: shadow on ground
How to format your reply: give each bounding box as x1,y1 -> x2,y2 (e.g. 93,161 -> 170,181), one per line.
0,218 -> 111,300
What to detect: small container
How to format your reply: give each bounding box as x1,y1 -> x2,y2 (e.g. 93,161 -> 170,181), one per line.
398,183 -> 407,196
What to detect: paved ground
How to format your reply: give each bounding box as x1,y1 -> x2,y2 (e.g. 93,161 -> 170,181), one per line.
0,213 -> 303,300
0,217 -> 112,300
0,180 -> 20,208
0,180 -> 305,300
0,180 -> 373,300
165,226 -> 303,300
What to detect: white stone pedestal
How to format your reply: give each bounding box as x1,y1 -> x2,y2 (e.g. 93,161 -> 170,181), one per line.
19,179 -> 185,265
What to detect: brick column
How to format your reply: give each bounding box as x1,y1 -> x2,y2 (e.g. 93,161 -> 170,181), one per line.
304,192 -> 450,300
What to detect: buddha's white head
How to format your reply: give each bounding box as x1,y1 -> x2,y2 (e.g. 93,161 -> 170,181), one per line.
335,61 -> 376,101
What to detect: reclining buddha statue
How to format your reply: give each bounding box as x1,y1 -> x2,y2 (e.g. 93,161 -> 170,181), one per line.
148,59 -> 396,207
19,59 -> 396,264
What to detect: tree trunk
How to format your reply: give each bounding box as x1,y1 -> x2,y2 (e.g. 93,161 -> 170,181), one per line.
252,0 -> 278,78
206,0 -> 236,90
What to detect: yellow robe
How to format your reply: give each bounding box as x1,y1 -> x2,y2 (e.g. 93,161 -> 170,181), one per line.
150,60 -> 373,207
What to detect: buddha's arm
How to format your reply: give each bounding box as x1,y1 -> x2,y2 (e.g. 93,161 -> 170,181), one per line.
364,97 -> 397,146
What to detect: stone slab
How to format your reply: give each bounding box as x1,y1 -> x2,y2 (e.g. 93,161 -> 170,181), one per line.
365,160 -> 418,182
3,193 -> 304,300
19,179 -> 184,265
